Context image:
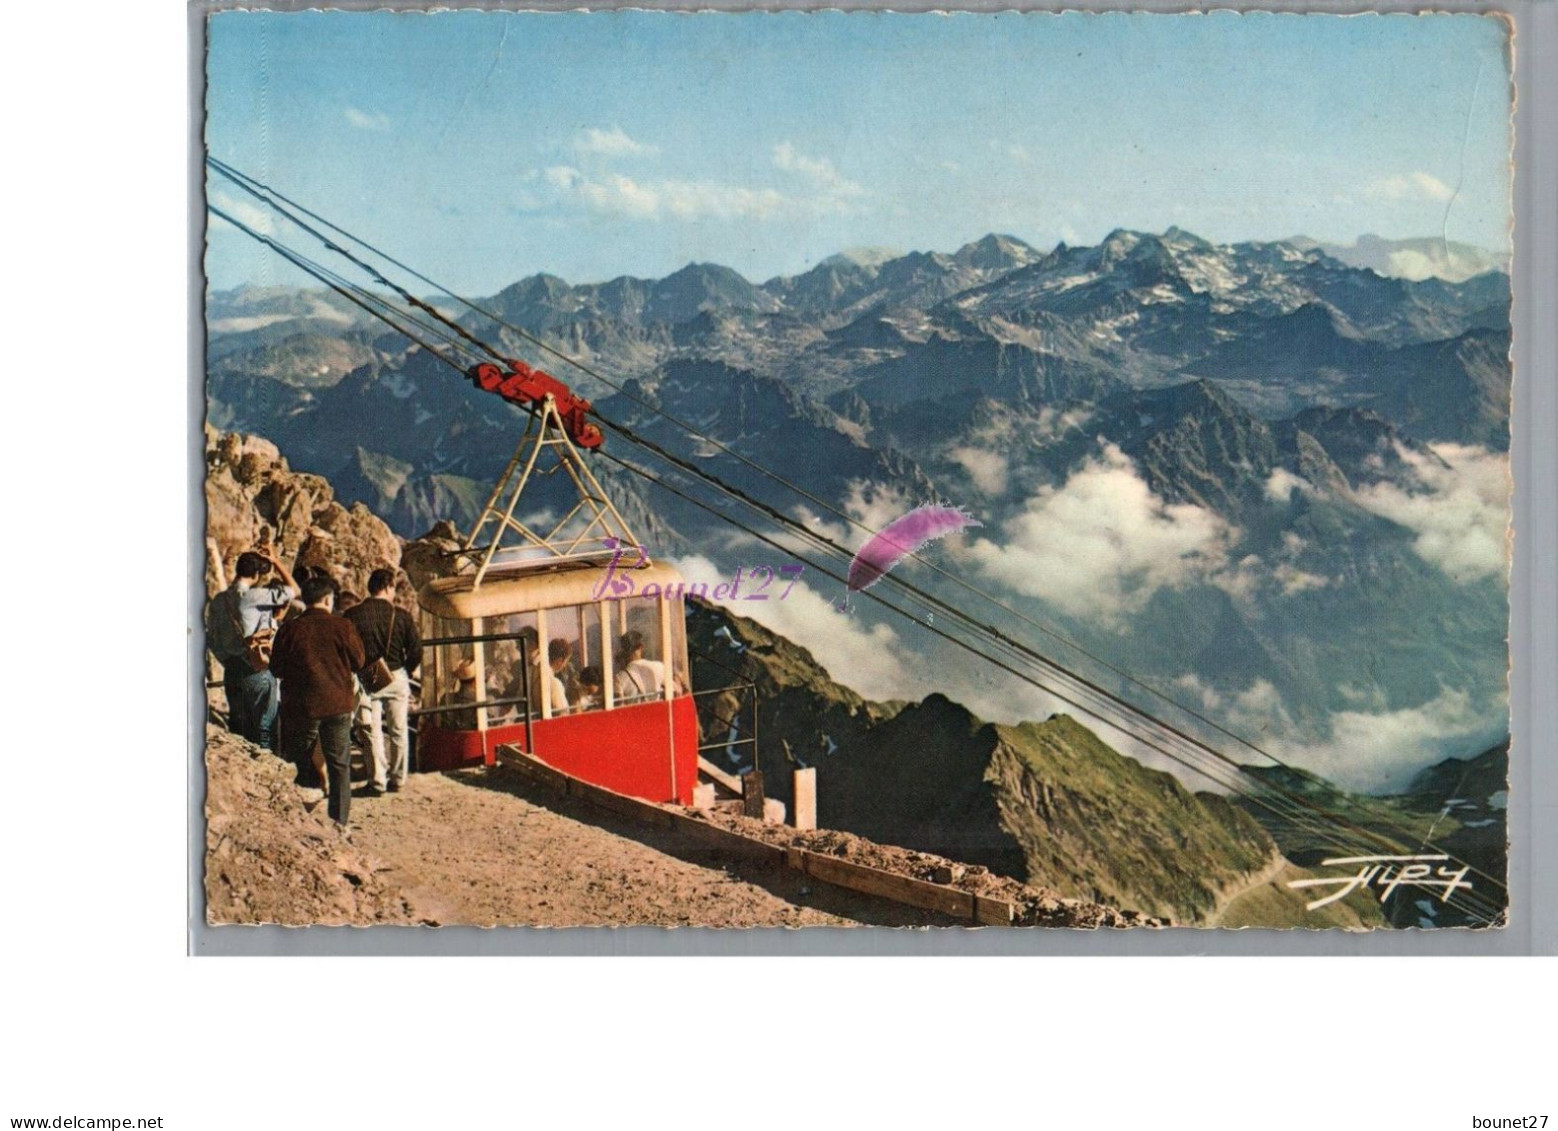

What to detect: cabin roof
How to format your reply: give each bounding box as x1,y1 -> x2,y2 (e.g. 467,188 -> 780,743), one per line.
418,560 -> 686,619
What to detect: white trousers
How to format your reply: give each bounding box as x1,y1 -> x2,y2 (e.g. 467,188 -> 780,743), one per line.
357,668 -> 411,789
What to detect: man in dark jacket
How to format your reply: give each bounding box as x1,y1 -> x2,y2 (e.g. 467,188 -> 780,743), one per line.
343,567 -> 421,795
270,574 -> 366,831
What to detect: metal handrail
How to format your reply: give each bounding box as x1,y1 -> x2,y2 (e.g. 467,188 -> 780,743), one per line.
690,681 -> 760,772
409,695 -> 535,718
417,628 -> 534,755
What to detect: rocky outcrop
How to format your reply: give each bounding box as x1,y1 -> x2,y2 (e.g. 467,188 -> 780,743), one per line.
399,520 -> 466,593
203,426 -> 407,601
987,715 -> 1276,923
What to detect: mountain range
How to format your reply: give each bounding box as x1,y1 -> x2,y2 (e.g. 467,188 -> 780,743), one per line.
205,226 -> 1512,798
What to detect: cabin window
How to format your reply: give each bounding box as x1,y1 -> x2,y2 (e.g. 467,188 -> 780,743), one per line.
576,602 -> 601,670
425,614 -> 479,730
482,611 -> 538,725
665,596 -> 690,695
611,596 -> 669,705
534,608 -> 579,719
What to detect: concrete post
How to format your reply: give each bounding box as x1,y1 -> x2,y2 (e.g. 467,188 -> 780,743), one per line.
792,767 -> 817,831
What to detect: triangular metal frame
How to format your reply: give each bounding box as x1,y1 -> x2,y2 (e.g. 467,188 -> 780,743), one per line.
460,396 -> 646,586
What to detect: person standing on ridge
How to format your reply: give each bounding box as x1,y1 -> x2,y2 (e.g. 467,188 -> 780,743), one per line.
343,567 -> 421,796
270,574 -> 366,834
205,548 -> 298,751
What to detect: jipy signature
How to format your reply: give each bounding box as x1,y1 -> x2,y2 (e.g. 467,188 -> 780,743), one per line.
1285,854 -> 1472,912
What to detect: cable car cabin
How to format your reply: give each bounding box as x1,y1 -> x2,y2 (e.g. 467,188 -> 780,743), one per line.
415,560 -> 700,806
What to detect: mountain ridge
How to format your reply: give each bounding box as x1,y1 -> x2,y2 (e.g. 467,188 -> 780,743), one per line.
206,222 -> 1511,801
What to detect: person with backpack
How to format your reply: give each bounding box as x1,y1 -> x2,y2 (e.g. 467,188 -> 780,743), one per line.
205,549 -> 298,751
343,567 -> 421,796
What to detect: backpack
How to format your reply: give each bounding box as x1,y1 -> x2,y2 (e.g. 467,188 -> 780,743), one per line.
218,588 -> 274,673
241,625 -> 276,673
356,605 -> 401,693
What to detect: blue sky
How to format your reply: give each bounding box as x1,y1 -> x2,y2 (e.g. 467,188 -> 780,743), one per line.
205,10 -> 1512,294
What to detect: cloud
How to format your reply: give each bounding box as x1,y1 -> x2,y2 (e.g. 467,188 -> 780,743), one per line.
842,481 -> 923,537
949,447 -> 1009,496
1264,468 -> 1314,504
671,553 -> 917,703
1208,527 -> 1330,604
778,479 -> 933,570
584,175 -> 664,219
1170,675 -> 1501,792
535,143 -> 863,224
771,142 -> 865,213
1223,678 -> 1297,738
1362,171 -> 1453,202
1270,687 -> 1496,793
208,190 -> 274,235
968,443 -> 1236,622
573,126 -> 658,158
773,142 -> 861,193
344,106 -> 390,132
542,164 -> 786,222
1273,563 -> 1331,596
943,407 -> 1090,500
657,180 -> 788,221
1385,247 -> 1500,284
1351,442 -> 1510,583
543,166 -> 660,218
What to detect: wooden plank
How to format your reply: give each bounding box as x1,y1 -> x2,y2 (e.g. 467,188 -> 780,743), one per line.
495,745 -> 571,793
800,851 -> 975,919
973,894 -> 1017,926
498,744 -> 670,824
697,757 -> 743,795
567,776 -> 674,827
675,817 -> 786,866
499,742 -> 995,922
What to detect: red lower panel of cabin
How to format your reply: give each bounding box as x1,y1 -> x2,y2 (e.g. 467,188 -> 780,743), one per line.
415,696 -> 701,806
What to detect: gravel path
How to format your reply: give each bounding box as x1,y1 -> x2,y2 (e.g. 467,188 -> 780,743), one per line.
346,763 -> 968,927
205,727 -> 959,928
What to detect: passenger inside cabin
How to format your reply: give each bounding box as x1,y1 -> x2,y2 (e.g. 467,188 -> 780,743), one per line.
441,657 -> 479,730
535,638 -> 572,715
614,629 -> 686,703
492,628 -> 538,715
574,666 -> 604,713
487,638 -> 520,696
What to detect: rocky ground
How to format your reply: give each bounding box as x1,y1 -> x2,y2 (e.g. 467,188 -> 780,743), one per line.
205,727 -> 946,928
690,804 -> 1154,928
203,726 -> 1141,929
204,727 -> 418,926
